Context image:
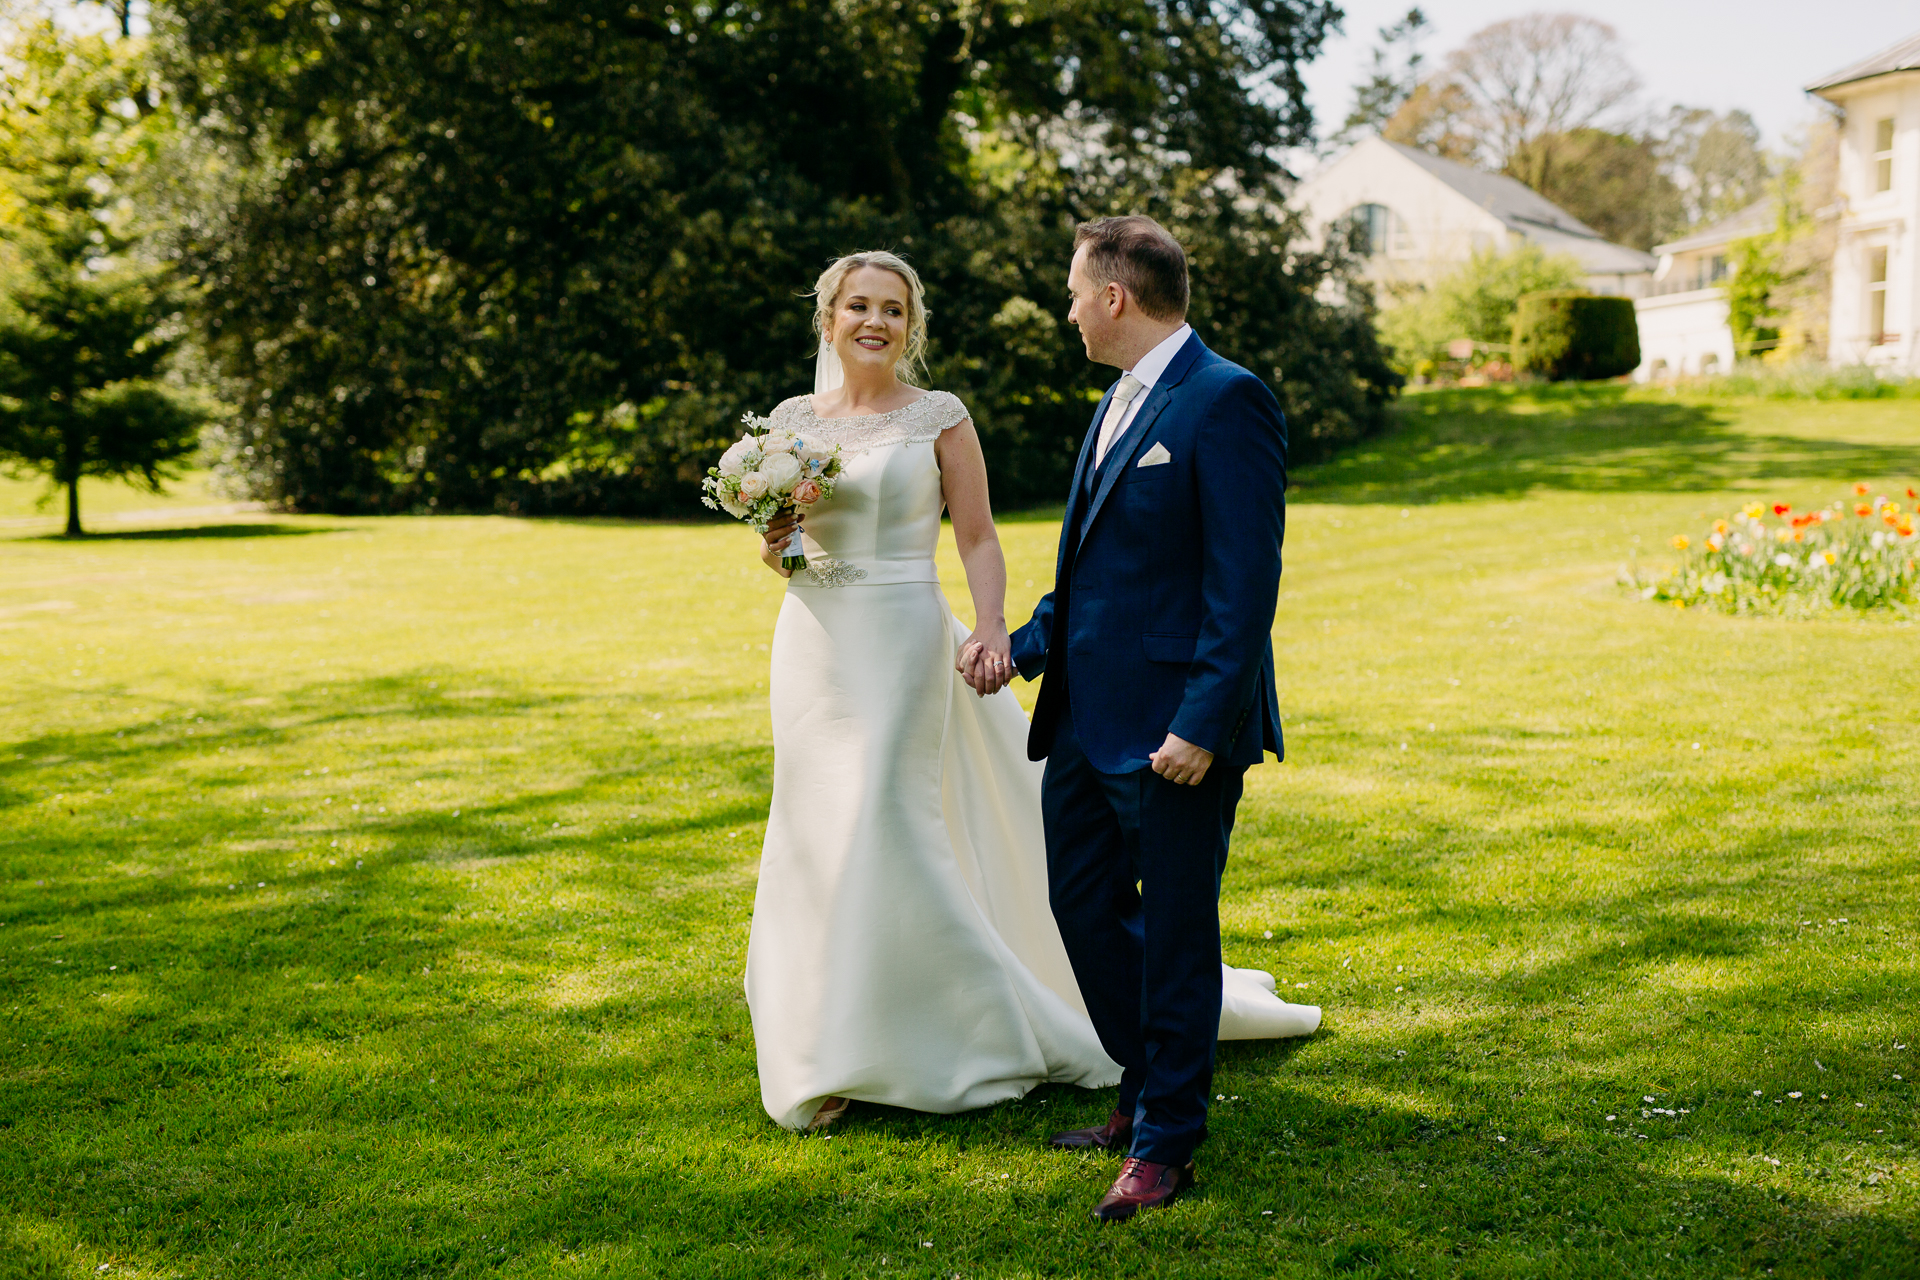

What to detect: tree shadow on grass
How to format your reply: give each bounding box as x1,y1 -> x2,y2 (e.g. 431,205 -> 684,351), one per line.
1294,386 -> 1920,505
0,673 -> 599,812
8,788 -> 1919,1277
26,522 -> 338,541
8,666 -> 1919,1275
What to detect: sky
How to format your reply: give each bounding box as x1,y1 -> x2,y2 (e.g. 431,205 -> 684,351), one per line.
1301,0 -> 1920,162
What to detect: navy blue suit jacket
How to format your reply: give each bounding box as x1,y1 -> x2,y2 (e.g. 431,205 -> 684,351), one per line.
1010,332 -> 1287,773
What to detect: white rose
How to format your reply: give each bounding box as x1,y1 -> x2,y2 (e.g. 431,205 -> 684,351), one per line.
737,471 -> 771,501
758,431 -> 799,455
720,491 -> 751,519
795,434 -> 833,465
760,452 -> 803,493
718,435 -> 757,478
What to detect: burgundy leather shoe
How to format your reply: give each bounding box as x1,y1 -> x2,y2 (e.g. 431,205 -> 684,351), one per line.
1091,1156 -> 1196,1222
1048,1109 -> 1132,1151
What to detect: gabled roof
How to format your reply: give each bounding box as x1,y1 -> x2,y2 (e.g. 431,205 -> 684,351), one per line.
1805,29 -> 1920,96
1376,139 -> 1656,274
1381,140 -> 1600,237
1652,198 -> 1775,257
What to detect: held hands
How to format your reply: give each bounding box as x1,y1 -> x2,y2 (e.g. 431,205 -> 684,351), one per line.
956,623 -> 1014,697
1150,733 -> 1213,786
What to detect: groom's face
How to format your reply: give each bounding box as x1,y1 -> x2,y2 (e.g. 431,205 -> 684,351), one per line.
1066,245 -> 1120,367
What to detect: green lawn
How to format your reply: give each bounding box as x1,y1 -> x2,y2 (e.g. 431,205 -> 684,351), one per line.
3,385 -> 1915,1279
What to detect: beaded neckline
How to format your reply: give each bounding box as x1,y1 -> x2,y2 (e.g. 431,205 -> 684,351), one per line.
803,392 -> 933,421
769,390 -> 967,453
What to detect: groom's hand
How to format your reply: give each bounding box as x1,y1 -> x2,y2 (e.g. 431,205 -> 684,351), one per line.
1150,734 -> 1213,786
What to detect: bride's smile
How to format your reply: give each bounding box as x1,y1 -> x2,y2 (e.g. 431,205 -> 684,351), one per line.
830,266 -> 911,376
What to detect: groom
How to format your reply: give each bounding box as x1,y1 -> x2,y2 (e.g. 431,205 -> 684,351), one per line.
1006,216 -> 1287,1222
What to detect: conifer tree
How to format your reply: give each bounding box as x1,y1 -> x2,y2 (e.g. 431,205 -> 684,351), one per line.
0,25 -> 207,536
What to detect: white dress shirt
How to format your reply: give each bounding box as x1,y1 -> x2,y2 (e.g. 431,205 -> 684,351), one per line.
1096,323 -> 1193,465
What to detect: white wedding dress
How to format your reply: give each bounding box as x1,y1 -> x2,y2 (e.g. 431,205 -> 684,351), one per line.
744,389 -> 1320,1132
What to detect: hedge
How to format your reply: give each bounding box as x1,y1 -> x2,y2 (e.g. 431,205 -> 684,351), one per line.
1512,292 -> 1640,381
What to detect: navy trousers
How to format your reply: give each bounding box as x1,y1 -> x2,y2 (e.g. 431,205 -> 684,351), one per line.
1040,708 -> 1246,1167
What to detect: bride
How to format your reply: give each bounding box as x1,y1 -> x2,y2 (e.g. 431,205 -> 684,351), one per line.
742,250 -> 1317,1133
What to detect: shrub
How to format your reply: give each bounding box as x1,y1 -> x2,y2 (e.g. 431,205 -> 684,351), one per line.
1376,244 -> 1583,377
1512,292 -> 1640,381
1628,486 -> 1920,616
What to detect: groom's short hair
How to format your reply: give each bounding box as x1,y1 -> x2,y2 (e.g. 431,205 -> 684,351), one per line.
1073,216 -> 1189,322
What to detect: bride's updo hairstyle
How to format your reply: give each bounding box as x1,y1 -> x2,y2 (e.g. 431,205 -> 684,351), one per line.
811,250 -> 930,384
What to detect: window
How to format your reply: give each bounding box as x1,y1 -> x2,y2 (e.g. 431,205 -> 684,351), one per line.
1873,117 -> 1894,194
1340,204 -> 1409,257
1344,204 -> 1390,256
1691,254 -> 1729,291
1868,245 -> 1889,345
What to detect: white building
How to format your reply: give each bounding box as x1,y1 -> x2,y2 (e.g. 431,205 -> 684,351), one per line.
1292,136 -> 1656,299
1632,200 -> 1773,380
1808,31 -> 1920,373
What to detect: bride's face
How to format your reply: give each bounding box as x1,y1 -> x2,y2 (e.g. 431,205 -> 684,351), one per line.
828,266 -> 911,378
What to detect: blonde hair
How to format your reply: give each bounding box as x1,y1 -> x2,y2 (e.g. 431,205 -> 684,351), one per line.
810,250 -> 929,384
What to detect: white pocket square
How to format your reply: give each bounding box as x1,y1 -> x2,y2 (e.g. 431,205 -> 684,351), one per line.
1137,443 -> 1172,467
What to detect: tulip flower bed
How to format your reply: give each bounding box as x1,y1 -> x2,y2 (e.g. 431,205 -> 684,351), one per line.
1634,485 -> 1920,615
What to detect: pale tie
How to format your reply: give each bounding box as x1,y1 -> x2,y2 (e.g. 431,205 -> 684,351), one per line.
1094,373 -> 1145,467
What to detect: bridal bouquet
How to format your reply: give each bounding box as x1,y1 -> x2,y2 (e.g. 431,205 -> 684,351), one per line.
702,413 -> 845,571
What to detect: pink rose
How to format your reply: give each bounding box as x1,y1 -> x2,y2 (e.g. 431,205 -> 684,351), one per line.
791,478 -> 823,507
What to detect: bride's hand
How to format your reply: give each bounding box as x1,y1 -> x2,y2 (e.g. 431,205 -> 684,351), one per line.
960,624 -> 1013,697
761,511 -> 802,558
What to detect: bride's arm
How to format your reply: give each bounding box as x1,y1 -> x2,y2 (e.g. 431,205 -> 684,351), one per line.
936,418 -> 1014,696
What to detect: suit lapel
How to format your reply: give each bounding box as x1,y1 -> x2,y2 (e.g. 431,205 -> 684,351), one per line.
1075,333 -> 1206,547
1059,386 -> 1112,566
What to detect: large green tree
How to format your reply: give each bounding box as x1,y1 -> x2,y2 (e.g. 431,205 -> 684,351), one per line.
1657,107 -> 1770,233
0,25 -> 208,537
158,0 -> 1395,516
1505,127 -> 1677,251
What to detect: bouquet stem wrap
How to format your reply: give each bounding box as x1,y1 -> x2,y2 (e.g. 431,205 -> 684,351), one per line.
779,515 -> 807,573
